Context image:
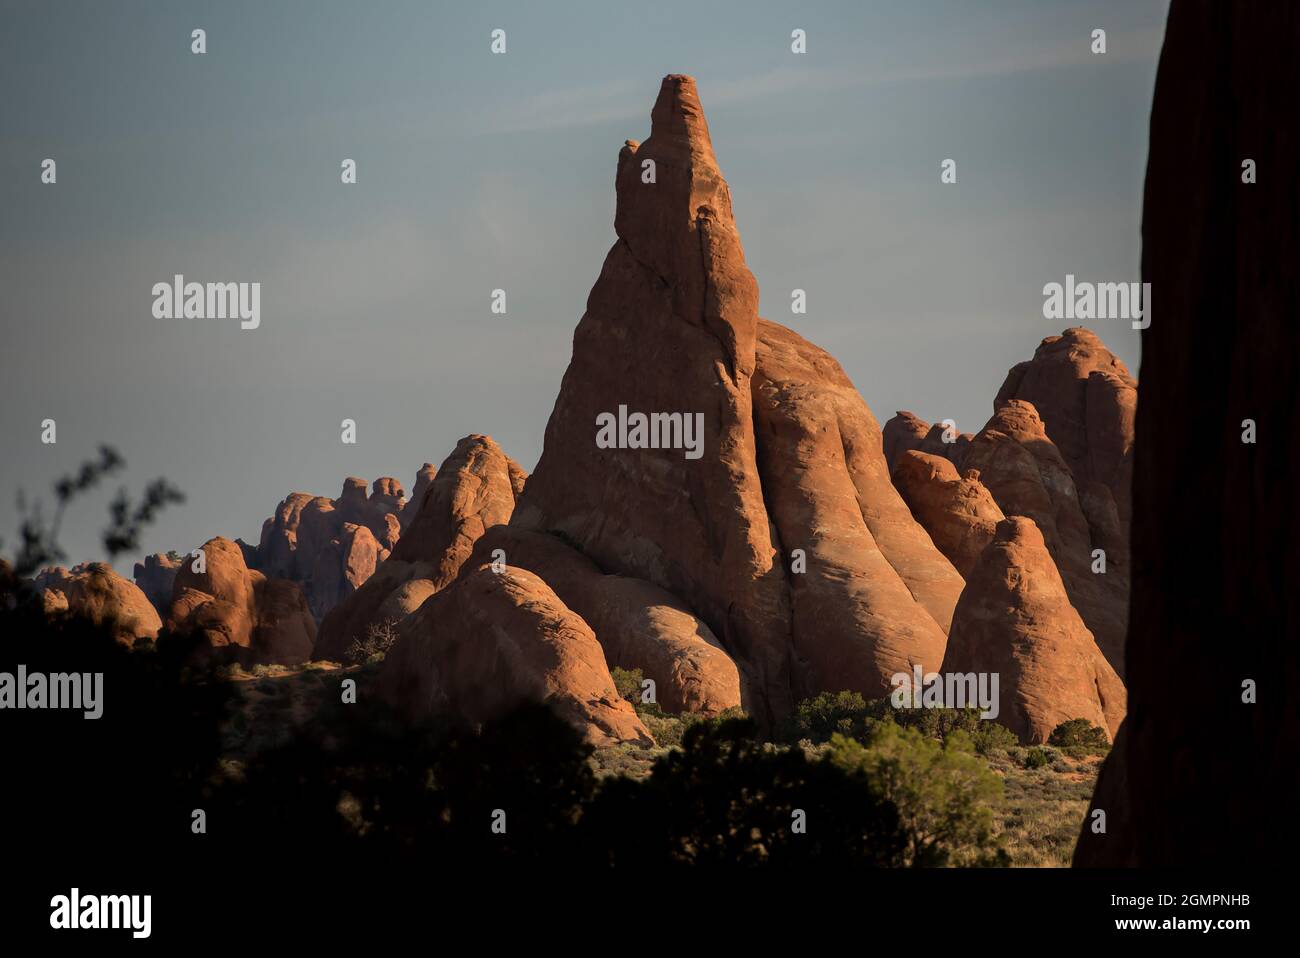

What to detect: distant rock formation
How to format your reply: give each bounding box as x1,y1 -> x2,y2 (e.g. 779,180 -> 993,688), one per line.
133,552 -> 182,616
400,463 -> 437,530
890,451 -> 1004,578
942,517 -> 1125,743
883,411 -> 932,470
1076,0 -> 1300,866
253,474 -> 411,621
165,536 -> 315,664
34,563 -> 162,646
312,435 -> 525,663
882,411 -> 972,472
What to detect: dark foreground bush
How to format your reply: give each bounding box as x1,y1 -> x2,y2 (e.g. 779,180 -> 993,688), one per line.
3,565 -> 1007,872
0,564 -> 233,876
580,717 -> 908,866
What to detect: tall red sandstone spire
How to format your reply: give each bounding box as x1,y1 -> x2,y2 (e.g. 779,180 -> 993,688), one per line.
511,74 -> 792,719
512,75 -> 963,720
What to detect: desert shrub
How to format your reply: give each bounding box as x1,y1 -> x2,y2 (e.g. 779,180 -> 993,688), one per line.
780,692 -> 1018,757
892,705 -> 1003,747
589,743 -> 659,780
638,709 -> 687,748
637,703 -> 747,751
969,720 -> 1019,756
827,724 -> 1008,866
1023,747 -> 1050,769
345,618 -> 399,664
1060,744 -> 1104,760
610,666 -> 745,748
610,666 -> 644,702
776,690 -> 882,744
1048,718 -> 1111,754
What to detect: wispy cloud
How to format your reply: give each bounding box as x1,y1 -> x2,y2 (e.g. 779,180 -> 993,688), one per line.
471,78 -> 647,136
472,24 -> 1164,137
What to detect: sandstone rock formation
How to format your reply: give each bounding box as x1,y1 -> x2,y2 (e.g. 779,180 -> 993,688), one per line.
505,75 -> 961,723
400,463 -> 437,530
249,578 -> 318,665
34,563 -> 162,646
884,328 -> 1134,677
1076,0 -> 1300,866
751,320 -> 962,700
882,411 -> 971,472
133,552 -> 181,616
464,525 -> 743,715
312,435 -> 526,662
254,476 -> 408,621
941,517 -> 1125,743
995,327 -> 1136,537
883,411 -> 931,471
377,563 -> 653,747
509,75 -> 796,721
165,536 -> 316,664
890,451 -> 1004,578
961,400 -> 1127,674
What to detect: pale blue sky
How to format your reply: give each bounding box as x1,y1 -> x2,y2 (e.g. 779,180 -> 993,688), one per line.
0,0 -> 1168,572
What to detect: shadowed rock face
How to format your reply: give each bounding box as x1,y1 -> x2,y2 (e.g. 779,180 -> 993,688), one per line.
133,552 -> 181,615
1076,1 -> 1300,866
507,75 -> 959,722
250,578 -> 317,665
165,537 -> 316,664
312,435 -> 526,662
35,563 -> 162,646
883,411 -> 932,471
399,463 -> 437,530
942,517 -> 1125,744
376,564 -> 654,748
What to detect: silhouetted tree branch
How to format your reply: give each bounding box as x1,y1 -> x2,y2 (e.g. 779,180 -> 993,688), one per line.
4,445 -> 184,578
